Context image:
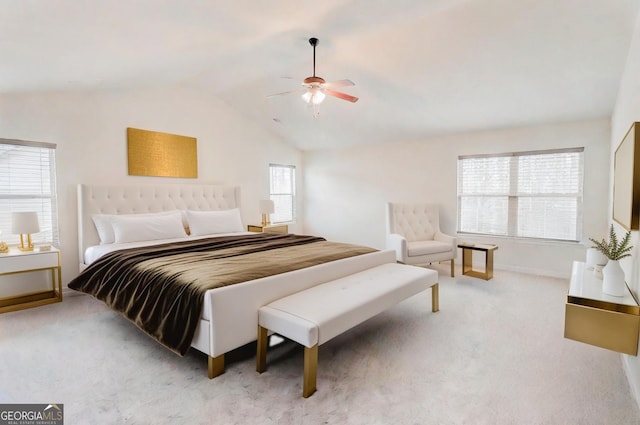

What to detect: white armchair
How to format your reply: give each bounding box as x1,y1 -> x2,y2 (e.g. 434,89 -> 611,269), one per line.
385,202 -> 457,277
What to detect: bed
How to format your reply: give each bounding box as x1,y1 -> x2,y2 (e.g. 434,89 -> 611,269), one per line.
73,183 -> 396,378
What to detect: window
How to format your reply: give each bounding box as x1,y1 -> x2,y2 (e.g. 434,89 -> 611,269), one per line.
269,164 -> 296,223
457,148 -> 584,241
0,139 -> 59,246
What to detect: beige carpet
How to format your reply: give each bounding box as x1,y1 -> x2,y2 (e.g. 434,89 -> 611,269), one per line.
1,264 -> 638,424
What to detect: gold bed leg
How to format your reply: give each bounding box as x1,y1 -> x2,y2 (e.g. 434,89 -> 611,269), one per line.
256,325 -> 268,373
208,354 -> 225,379
303,345 -> 318,398
450,259 -> 455,277
431,283 -> 439,312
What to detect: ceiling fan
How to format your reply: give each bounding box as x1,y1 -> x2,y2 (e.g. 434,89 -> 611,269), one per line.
268,37 -> 358,115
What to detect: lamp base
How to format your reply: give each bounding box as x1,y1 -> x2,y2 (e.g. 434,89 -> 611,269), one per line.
261,213 -> 271,227
18,233 -> 34,251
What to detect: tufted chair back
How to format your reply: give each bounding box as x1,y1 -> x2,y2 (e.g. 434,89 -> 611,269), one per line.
387,203 -> 441,242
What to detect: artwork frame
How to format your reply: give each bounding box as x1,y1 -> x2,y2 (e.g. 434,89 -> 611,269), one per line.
127,127 -> 198,178
613,122 -> 640,231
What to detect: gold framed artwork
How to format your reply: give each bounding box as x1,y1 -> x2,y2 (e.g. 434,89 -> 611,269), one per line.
613,122 -> 640,230
127,127 -> 198,178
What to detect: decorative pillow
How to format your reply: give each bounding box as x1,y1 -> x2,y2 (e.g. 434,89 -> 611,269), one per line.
186,208 -> 244,236
106,211 -> 186,244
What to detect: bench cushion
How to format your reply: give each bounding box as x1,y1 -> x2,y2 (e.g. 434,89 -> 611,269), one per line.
259,263 -> 438,348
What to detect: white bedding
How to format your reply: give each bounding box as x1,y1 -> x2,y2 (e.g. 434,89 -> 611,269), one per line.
83,231 -> 253,265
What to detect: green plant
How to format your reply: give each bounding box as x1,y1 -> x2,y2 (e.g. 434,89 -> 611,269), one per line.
589,224 -> 633,261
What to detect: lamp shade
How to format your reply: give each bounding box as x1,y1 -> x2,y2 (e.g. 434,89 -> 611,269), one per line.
11,211 -> 40,234
259,200 -> 275,214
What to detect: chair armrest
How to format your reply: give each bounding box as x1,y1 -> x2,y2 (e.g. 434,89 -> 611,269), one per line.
434,231 -> 457,258
386,233 -> 407,262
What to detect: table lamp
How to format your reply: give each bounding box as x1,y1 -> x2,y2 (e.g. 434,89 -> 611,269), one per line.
12,211 -> 40,251
259,200 -> 275,226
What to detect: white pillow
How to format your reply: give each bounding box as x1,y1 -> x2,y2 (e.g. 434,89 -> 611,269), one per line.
110,211 -> 187,244
186,209 -> 244,236
91,214 -> 117,244
91,210 -> 186,244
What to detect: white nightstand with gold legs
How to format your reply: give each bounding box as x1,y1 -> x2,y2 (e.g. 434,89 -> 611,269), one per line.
0,246 -> 62,313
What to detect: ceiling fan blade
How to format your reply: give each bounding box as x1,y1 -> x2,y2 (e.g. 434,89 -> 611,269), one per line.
267,88 -> 305,98
322,79 -> 355,88
324,88 -> 359,103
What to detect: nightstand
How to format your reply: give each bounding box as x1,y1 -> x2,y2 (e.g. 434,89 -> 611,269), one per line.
248,224 -> 289,234
0,246 -> 62,313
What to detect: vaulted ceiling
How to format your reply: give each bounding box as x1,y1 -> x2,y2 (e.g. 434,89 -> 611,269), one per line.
1,0 -> 639,150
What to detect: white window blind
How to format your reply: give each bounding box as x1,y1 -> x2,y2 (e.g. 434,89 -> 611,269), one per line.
457,148 -> 583,241
269,164 -> 296,223
0,139 -> 59,246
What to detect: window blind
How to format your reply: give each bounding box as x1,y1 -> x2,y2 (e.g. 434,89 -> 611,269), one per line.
269,164 -> 296,223
0,139 -> 59,246
457,148 -> 584,241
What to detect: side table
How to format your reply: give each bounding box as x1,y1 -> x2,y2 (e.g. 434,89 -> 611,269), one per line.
457,243 -> 498,280
248,224 -> 289,234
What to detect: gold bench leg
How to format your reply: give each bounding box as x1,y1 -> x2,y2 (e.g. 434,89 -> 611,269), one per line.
450,259 -> 454,277
256,325 -> 268,373
208,354 -> 225,379
303,345 -> 318,398
431,283 -> 439,312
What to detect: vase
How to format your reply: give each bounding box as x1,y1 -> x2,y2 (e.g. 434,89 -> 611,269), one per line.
602,260 -> 626,297
586,248 -> 607,270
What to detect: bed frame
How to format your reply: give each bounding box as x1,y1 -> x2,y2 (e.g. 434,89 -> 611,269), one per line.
77,183 -> 395,378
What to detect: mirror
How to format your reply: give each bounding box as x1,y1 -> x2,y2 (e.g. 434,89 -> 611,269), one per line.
613,122 -> 640,230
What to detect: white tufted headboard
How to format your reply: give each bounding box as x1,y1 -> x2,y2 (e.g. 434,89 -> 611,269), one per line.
77,183 -> 241,266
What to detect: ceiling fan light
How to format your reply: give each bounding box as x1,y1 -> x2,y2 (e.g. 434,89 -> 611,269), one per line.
301,88 -> 325,105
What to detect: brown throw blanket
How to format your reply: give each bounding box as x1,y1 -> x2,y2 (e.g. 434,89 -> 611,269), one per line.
69,233 -> 377,355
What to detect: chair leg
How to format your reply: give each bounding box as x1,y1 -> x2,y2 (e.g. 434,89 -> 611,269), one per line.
450,259 -> 455,277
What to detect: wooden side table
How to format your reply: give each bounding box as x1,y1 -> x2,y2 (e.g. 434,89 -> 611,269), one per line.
457,243 -> 498,280
0,246 -> 62,313
248,224 -> 289,234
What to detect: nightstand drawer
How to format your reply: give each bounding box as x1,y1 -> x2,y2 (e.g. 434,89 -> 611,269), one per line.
0,250 -> 59,274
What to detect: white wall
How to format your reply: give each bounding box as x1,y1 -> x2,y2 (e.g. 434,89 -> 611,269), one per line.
0,84 -> 302,288
611,10 -> 640,409
303,118 -> 611,278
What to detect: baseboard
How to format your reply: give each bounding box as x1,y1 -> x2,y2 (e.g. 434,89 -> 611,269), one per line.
622,354 -> 640,410
493,264 -> 569,279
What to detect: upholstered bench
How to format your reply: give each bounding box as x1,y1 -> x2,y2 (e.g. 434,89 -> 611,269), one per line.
256,262 -> 439,397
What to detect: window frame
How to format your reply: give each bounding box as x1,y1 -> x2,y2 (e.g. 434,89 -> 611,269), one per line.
269,163 -> 296,224
457,147 -> 584,242
0,138 -> 59,246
